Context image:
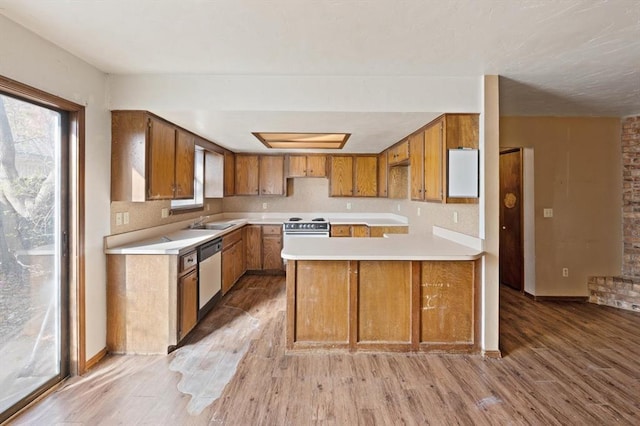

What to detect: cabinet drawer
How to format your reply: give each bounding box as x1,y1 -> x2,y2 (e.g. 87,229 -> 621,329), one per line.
223,228 -> 242,248
262,225 -> 282,235
331,225 -> 351,237
179,250 -> 198,272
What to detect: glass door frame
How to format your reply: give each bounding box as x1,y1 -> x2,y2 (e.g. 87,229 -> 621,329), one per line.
0,75 -> 85,423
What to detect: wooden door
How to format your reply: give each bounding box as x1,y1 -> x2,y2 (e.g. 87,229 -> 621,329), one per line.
500,149 -> 524,291
259,155 -> 285,195
174,130 -> 195,199
409,132 -> 424,200
287,155 -> 307,177
424,121 -> 443,202
354,156 -> 377,197
329,156 -> 354,196
306,155 -> 326,177
147,118 -> 176,199
235,155 -> 259,195
378,151 -> 388,197
224,151 -> 235,196
178,269 -> 198,340
245,225 -> 262,270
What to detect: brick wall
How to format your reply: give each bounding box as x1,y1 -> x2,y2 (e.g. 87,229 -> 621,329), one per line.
589,116 -> 640,312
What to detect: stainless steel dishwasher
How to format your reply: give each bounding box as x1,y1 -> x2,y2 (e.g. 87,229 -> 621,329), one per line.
198,237 -> 222,318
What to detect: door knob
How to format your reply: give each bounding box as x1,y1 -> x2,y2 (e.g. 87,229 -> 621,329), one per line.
502,226 -> 507,230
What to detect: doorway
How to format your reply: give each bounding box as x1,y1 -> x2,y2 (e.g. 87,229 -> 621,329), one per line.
499,148 -> 524,291
0,91 -> 69,422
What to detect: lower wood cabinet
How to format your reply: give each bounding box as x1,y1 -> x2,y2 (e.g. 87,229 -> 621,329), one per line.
245,224 -> 284,271
178,268 -> 198,341
222,228 -> 245,294
286,259 -> 479,353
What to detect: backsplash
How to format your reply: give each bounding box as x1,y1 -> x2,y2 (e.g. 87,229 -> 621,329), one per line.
222,178 -> 479,236
110,199 -> 223,234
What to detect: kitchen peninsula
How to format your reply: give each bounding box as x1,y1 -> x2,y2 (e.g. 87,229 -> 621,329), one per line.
281,228 -> 483,353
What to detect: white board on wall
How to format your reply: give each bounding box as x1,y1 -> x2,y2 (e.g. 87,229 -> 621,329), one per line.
448,149 -> 479,198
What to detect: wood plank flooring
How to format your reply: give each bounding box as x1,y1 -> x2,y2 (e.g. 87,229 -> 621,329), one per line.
9,275 -> 640,425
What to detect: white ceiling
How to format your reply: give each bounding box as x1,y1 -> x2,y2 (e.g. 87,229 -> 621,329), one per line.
1,0 -> 639,152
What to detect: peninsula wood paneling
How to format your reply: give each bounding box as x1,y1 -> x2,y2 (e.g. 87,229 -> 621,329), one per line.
357,261 -> 411,343
369,226 -> 408,237
293,260 -> 350,344
420,260 -> 475,344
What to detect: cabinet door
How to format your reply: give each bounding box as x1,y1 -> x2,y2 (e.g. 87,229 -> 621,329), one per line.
147,118 -> 176,200
377,151 -> 388,197
287,155 -> 307,177
259,155 -> 285,195
354,156 -> 377,197
174,130 -> 195,199
409,131 -> 424,201
351,225 -> 370,238
235,155 -> 259,195
224,151 -> 235,196
234,239 -> 246,282
178,269 -> 198,340
263,235 -> 283,270
222,247 -> 235,294
245,225 -> 262,270
306,155 -> 327,177
389,140 -> 410,165
329,156 -> 354,197
424,121 -> 444,202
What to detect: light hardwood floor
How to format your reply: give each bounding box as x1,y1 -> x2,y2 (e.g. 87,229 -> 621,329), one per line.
9,275 -> 640,425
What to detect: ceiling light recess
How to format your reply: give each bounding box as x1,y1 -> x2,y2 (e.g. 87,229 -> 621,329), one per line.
252,132 -> 350,149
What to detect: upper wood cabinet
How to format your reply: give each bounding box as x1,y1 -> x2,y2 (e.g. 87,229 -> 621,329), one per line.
286,155 -> 326,178
387,140 -> 409,166
111,111 -> 196,202
409,131 -> 425,201
419,114 -> 479,204
224,151 -> 235,196
234,155 -> 260,195
377,151 -> 388,197
235,154 -> 287,196
329,155 -> 378,197
259,156 -> 285,195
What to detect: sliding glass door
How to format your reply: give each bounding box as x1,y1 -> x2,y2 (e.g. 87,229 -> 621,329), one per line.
0,92 -> 69,422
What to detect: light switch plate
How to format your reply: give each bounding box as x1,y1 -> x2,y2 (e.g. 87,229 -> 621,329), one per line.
543,208 -> 553,218
123,212 -> 129,225
115,212 -> 123,226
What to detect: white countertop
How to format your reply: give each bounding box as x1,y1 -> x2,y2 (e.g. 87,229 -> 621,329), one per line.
281,233 -> 483,261
105,213 -> 408,255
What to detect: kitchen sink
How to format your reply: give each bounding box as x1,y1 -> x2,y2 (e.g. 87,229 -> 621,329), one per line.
186,222 -> 235,230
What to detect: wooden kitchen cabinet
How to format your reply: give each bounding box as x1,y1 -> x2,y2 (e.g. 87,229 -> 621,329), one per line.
224,151 -> 235,196
287,155 -> 326,178
235,154 -> 287,196
378,151 -> 388,197
112,111 -> 196,201
222,228 -> 245,294
178,268 -> 198,341
409,131 -> 425,201
245,225 -> 262,270
259,156 -> 286,195
387,140 -> 410,166
329,155 -> 378,197
235,155 -> 260,195
330,224 -> 369,237
245,225 -> 284,271
411,114 -> 479,203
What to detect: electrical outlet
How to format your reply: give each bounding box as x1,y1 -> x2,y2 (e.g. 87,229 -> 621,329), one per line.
161,208 -> 169,218
346,202 -> 351,210
115,212 -> 123,226
262,202 -> 268,210
562,268 -> 569,277
397,204 -> 401,212
123,212 -> 129,225
417,207 -> 421,216
206,204 -> 210,211
453,211 -> 459,223
544,208 -> 553,218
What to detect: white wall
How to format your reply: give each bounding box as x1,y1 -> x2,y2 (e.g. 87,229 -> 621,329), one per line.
0,15 -> 110,360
